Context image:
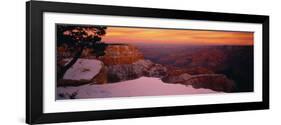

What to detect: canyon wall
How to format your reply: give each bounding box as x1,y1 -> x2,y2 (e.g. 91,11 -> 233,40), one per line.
100,44 -> 144,65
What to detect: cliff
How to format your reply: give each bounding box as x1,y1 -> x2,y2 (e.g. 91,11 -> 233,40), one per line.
100,44 -> 144,65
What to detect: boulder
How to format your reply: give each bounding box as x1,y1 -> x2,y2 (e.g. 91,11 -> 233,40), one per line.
91,66 -> 108,84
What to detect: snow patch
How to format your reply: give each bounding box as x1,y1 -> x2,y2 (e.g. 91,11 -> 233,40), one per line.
63,59 -> 102,81
57,77 -> 217,99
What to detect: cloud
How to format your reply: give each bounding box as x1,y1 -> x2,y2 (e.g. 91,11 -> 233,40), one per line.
102,27 -> 253,45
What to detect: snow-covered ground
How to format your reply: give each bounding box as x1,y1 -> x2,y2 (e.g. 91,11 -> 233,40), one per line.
63,59 -> 102,81
57,77 -> 217,99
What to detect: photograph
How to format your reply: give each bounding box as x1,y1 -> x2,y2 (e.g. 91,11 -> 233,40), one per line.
56,24 -> 254,100
25,1 -> 270,124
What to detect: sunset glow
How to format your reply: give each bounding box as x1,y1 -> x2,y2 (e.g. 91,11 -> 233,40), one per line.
103,27 -> 253,45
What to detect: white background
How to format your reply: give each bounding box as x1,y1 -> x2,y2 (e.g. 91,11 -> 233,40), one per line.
0,0 -> 280,125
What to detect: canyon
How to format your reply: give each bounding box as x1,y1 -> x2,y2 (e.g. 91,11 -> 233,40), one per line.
58,44 -> 237,93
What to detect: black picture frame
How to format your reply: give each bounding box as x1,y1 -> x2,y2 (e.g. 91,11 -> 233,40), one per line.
26,1 -> 269,124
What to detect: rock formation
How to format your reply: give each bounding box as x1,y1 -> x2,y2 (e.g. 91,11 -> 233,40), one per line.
162,73 -> 235,92
106,60 -> 167,83
100,44 -> 144,65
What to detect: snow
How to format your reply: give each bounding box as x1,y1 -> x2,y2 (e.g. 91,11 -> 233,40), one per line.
57,77 -> 217,99
63,59 -> 102,81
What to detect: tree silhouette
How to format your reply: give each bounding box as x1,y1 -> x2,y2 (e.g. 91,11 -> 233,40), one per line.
57,25 -> 108,80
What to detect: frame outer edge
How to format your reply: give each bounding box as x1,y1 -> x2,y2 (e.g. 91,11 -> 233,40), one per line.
26,1 -> 45,124
262,16 -> 270,109
25,1 -> 270,124
26,1 -> 31,124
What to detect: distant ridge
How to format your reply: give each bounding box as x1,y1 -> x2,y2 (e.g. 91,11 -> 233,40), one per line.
104,42 -> 129,46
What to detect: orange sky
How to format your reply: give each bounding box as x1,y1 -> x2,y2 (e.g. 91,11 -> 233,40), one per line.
102,27 -> 253,46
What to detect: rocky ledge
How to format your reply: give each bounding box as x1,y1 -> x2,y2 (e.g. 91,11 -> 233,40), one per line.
162,73 -> 235,92
106,59 -> 167,83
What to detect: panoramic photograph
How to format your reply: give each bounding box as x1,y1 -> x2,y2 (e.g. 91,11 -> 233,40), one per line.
56,24 -> 254,100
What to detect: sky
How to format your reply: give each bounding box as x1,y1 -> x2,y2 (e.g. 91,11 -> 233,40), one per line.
102,27 -> 253,46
